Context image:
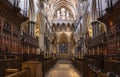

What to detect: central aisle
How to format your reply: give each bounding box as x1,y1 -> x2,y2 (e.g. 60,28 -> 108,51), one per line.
45,60 -> 81,77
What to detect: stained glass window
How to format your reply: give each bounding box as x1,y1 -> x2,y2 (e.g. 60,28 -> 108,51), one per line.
61,8 -> 66,20
56,7 -> 70,20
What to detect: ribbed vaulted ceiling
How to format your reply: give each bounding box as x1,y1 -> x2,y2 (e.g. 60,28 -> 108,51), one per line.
47,0 -> 78,20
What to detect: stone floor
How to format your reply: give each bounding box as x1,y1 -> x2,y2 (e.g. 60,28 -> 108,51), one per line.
45,60 -> 81,77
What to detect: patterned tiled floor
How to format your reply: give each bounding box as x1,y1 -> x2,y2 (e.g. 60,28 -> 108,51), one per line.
45,60 -> 81,77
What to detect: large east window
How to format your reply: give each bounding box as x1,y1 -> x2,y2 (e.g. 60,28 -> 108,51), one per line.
56,7 -> 70,20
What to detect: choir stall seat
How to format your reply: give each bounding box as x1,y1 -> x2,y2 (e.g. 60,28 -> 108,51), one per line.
5,68 -> 20,75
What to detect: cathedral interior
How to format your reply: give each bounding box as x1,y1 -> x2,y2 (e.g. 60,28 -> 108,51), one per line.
0,0 -> 120,77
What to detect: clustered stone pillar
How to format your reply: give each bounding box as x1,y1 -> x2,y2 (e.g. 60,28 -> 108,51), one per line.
91,21 -> 100,38
28,21 -> 35,36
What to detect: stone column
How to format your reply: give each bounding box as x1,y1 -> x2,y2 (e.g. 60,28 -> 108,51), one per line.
74,42 -> 78,57
29,21 -> 31,35
38,33 -> 45,51
68,42 -> 71,57
72,45 -> 76,57
33,22 -> 35,36
32,22 -> 35,36
37,13 -> 45,53
29,21 -> 35,37
49,42 -> 53,53
57,42 -> 59,55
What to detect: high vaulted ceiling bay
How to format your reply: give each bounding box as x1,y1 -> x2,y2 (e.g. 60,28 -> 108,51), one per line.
45,0 -> 78,21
